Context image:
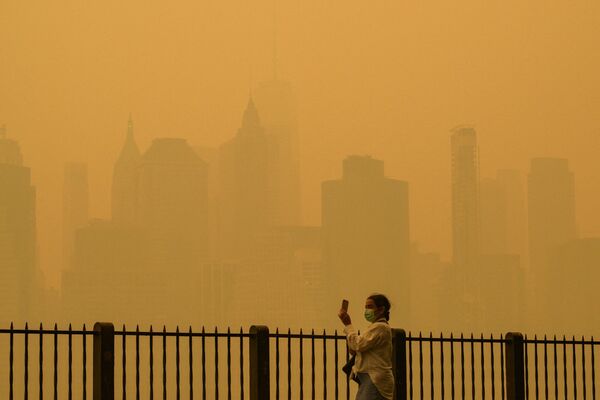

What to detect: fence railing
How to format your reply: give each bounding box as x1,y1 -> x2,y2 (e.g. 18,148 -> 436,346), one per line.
1,323 -> 598,400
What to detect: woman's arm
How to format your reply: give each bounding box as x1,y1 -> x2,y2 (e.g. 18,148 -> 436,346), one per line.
343,324 -> 385,353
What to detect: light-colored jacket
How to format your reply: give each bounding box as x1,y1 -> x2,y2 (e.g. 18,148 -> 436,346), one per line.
344,319 -> 394,400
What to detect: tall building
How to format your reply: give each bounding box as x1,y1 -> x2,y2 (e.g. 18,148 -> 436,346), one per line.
322,155 -> 410,322
218,98 -> 274,259
528,158 -> 576,271
135,138 -> 209,323
63,163 -> 89,268
253,79 -> 302,226
0,129 -> 37,321
451,126 -> 479,270
111,115 -> 141,225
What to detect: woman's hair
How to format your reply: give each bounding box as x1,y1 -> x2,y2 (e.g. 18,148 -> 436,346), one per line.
368,293 -> 391,321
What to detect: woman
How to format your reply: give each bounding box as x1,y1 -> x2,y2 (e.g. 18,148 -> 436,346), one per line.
338,294 -> 393,400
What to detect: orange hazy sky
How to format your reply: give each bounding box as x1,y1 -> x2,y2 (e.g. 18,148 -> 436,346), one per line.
1,0 -> 599,288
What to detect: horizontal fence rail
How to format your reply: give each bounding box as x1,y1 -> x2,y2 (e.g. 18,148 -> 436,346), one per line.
1,324 -> 599,400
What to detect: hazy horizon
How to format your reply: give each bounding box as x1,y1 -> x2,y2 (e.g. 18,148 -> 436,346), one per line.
2,0 -> 600,302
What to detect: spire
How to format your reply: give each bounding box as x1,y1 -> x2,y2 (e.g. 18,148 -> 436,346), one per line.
116,115 -> 141,164
127,113 -> 133,139
241,96 -> 261,131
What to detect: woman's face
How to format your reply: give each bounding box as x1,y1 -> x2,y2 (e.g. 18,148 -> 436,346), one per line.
365,298 -> 383,319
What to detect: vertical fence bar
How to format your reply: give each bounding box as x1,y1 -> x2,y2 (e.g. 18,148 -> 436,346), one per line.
524,335 -> 529,400
460,334 -> 465,400
93,322 -> 115,400
149,326 -> 154,400
553,336 -> 558,400
39,323 -> 43,400
429,333 -> 434,400
470,334 -> 475,400
500,334 -> 505,400
9,323 -> 14,400
491,335 -> 495,400
288,329 -> 292,400
418,333 -> 423,400
249,325 -> 270,400
591,338 -> 596,400
505,332 -> 524,400
300,329 -> 304,400
573,337 -> 577,400
227,328 -> 231,400
450,334 -> 455,400
136,327 -> 140,400
189,327 -> 193,400
215,327 -> 219,400
440,333 -> 445,400
311,330 -> 315,400
583,337 -> 587,400
481,334 -> 485,400
393,329 -> 407,400
201,327 -> 206,400
123,325 -> 127,400
563,336 -> 568,400
543,337 -> 548,400
69,324 -> 73,400
176,327 -> 181,400
323,330 -> 327,400
409,333 -> 414,400
25,323 -> 29,400
54,324 -> 62,399
240,328 -> 245,400
162,326 -> 167,400
83,325 -> 87,400
276,329 -> 280,400
534,335 -> 538,400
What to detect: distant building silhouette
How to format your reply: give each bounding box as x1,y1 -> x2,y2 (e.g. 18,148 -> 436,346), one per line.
218,98 -> 274,259
63,163 -> 89,269
528,158 -> 577,271
0,129 -> 37,321
450,127 -> 480,328
528,158 -> 577,328
451,126 -> 479,269
62,219 -> 150,324
322,155 -> 410,322
254,79 -> 302,226
137,138 -> 210,263
480,177 -> 508,255
111,115 -> 141,225
546,238 -> 600,334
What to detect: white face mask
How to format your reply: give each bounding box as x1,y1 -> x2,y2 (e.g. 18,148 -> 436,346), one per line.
364,308 -> 377,323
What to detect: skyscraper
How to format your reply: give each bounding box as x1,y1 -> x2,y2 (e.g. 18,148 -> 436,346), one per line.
136,137 -> 209,323
451,126 -> 479,270
528,158 -> 577,271
63,162 -> 89,268
218,97 -> 274,259
322,155 -> 410,322
111,115 -> 141,225
253,79 -> 301,226
137,137 -> 210,264
0,129 -> 37,321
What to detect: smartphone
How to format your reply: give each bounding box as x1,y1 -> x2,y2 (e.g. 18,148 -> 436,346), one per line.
341,299 -> 349,312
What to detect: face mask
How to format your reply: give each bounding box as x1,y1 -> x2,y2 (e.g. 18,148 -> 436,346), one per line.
364,308 -> 377,323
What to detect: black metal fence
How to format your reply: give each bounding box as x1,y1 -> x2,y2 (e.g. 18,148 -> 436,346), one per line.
1,323 -> 599,400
